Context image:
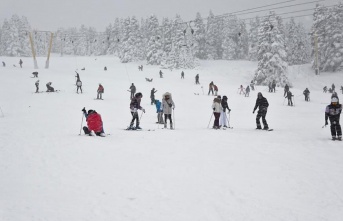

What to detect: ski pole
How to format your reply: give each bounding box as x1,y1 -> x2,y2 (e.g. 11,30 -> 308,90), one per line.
139,110 -> 144,121
207,112 -> 213,128
79,113 -> 84,135
293,96 -> 295,106
201,86 -> 204,95
173,109 -> 176,129
0,106 -> 4,117
227,111 -> 231,128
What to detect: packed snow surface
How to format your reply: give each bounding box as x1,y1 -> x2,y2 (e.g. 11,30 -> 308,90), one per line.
0,56 -> 342,221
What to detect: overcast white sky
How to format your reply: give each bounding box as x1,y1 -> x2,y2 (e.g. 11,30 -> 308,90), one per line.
0,0 -> 336,31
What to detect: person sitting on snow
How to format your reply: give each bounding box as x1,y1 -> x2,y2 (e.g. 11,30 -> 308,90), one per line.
82,108 -> 106,137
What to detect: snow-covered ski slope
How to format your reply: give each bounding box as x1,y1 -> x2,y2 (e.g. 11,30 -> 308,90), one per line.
0,56 -> 342,221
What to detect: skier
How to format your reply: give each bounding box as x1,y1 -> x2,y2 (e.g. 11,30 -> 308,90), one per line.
46,82 -> 54,92
245,85 -> 250,97
268,82 -> 272,93
32,72 -> 38,78
323,86 -> 327,93
162,92 -> 175,129
181,71 -> 184,79
19,59 -> 23,68
272,80 -> 276,93
2,61 -> 5,67
97,83 -> 104,99
104,66 -> 107,71
195,74 -> 200,84
285,90 -> 293,106
159,70 -> 163,78
303,88 -> 310,101
129,83 -> 136,99
75,71 -> 80,84
128,92 -> 145,130
150,88 -> 157,105
35,80 -> 39,93
250,80 -> 255,91
239,85 -> 245,95
76,79 -> 82,94
213,84 -> 218,96
82,108 -> 106,137
219,95 -> 231,128
325,97 -> 342,140
208,81 -> 214,95
284,84 -> 289,97
212,97 -> 222,129
253,92 -> 269,130
340,86 -> 343,94
332,83 -> 336,92
154,99 -> 164,124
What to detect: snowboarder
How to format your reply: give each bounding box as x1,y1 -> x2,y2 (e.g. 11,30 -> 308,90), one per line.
35,80 -> 39,93
303,88 -> 310,101
208,81 -> 214,95
212,97 -> 222,129
159,70 -> 163,78
97,83 -> 104,99
19,59 -> 23,68
284,84 -> 289,97
250,80 -> 255,91
162,92 -> 175,129
150,88 -> 157,105
2,61 -> 5,67
154,99 -> 164,124
128,92 -> 145,130
332,83 -> 336,92
32,72 -> 38,78
76,79 -> 82,94
181,71 -> 184,79
46,82 -> 54,92
82,108 -> 106,137
220,95 -> 231,128
213,84 -> 218,96
245,85 -> 250,97
325,97 -> 342,140
195,74 -> 200,84
129,83 -> 136,99
323,86 -> 327,93
285,90 -> 293,106
253,92 -> 269,130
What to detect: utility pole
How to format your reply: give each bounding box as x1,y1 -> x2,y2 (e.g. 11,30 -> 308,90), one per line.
28,32 -> 39,69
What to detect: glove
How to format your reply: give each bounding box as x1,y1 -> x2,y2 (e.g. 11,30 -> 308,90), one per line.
82,107 -> 86,112
325,121 -> 328,126
142,108 -> 145,113
228,109 -> 231,112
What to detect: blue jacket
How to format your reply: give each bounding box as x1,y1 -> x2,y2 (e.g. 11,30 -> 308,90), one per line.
155,100 -> 162,113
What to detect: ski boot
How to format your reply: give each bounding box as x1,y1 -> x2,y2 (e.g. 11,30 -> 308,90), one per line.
135,126 -> 142,130
256,126 -> 262,130
164,123 -> 167,129
170,123 -> 173,130
332,136 -> 337,141
263,127 -> 269,130
338,136 -> 342,141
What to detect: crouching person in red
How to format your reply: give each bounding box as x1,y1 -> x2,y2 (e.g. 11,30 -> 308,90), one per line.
82,107 -> 106,137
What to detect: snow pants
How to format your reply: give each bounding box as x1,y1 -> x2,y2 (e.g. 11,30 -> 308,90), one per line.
256,110 -> 268,129
83,126 -> 104,136
97,92 -> 103,99
157,112 -> 164,124
287,97 -> 293,106
330,117 -> 342,137
208,88 -> 214,95
130,112 -> 139,127
213,112 -> 221,128
219,111 -> 228,127
77,86 -> 82,93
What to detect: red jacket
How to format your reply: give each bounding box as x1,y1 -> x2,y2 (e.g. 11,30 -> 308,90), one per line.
87,112 -> 103,132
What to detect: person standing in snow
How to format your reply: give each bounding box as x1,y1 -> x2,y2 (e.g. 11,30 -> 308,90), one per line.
154,99 -> 164,124
239,85 -> 245,95
332,83 -> 336,92
253,92 -> 269,130
128,92 -> 145,130
213,84 -> 218,96
75,71 -> 80,84
19,59 -> 23,68
76,79 -> 82,94
208,81 -> 214,95
129,83 -> 136,99
159,70 -> 163,78
272,80 -> 276,93
195,74 -> 200,84
323,86 -> 327,93
162,92 -> 175,129
284,84 -> 289,97
250,80 -> 255,91
181,71 -> 184,79
2,61 -> 5,67
150,88 -> 157,105
303,88 -> 310,101
212,97 -> 222,129
219,95 -> 231,128
97,84 -> 104,99
285,90 -> 293,106
82,108 -> 106,137
245,85 -> 250,97
46,82 -> 54,92
35,80 -> 39,93
325,97 -> 342,140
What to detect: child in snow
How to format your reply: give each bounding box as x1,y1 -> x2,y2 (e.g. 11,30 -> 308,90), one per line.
155,99 -> 164,124
82,108 -> 106,137
162,92 -> 175,129
208,81 -> 214,95
325,97 -> 342,140
97,84 -> 104,99
285,90 -> 293,106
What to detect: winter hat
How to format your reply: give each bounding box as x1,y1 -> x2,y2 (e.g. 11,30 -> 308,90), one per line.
258,92 -> 262,96
135,92 -> 143,98
331,97 -> 339,103
88,110 -> 94,114
223,95 -> 227,100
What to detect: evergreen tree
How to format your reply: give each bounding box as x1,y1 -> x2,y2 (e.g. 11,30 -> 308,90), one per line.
248,17 -> 260,61
193,12 -> 207,59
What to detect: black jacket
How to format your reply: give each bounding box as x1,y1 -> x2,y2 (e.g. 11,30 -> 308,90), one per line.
254,96 -> 269,112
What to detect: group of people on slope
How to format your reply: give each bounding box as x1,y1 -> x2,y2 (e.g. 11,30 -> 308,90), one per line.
211,95 -> 231,129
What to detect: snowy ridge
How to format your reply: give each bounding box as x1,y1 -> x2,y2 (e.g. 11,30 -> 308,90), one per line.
0,56 -> 342,221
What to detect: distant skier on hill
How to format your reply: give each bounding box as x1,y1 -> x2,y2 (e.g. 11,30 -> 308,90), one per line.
325,97 -> 342,141
181,71 -> 184,79
75,71 -> 80,84
332,83 -> 336,92
303,88 -> 310,101
245,85 -> 250,97
154,99 -> 164,124
129,83 -> 136,99
250,80 -> 255,91
285,90 -> 293,106
213,84 -> 218,96
323,86 -> 327,93
239,85 -> 245,95
208,81 -> 214,95
162,92 -> 175,129
2,61 -> 5,67
46,82 -> 54,92
104,66 -> 107,71
76,79 -> 82,94
150,88 -> 157,105
82,108 -> 106,137
97,84 -> 104,99
253,92 -> 269,130
128,92 -> 145,130
195,74 -> 200,84
19,59 -> 23,68
284,84 -> 289,96
159,70 -> 163,78
272,80 -> 276,93
340,86 -> 343,94
35,80 -> 39,93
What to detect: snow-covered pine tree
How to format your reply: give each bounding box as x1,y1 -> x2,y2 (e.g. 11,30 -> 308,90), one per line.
248,17 -> 260,61
18,16 -> 31,57
254,11 -> 289,87
145,15 -> 163,65
193,12 -> 207,59
205,11 -> 218,60
236,20 -> 249,59
222,16 -> 238,60
1,15 -> 22,56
